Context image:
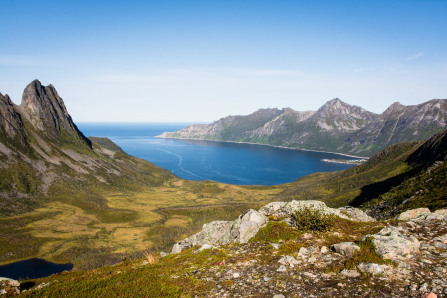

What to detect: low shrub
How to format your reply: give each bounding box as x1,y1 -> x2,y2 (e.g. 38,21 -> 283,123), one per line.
291,207 -> 336,233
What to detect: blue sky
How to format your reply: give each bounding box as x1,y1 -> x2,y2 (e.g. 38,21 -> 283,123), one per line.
1,0 -> 446,122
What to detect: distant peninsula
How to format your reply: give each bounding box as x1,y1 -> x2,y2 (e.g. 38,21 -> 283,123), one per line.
158,98 -> 447,157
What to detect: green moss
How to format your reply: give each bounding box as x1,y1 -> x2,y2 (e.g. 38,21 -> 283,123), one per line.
249,221 -> 301,243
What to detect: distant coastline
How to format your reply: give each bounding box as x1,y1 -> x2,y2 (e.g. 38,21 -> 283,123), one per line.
156,135 -> 368,159
321,158 -> 367,165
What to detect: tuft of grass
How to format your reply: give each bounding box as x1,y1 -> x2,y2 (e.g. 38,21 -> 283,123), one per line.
249,221 -> 301,243
277,241 -> 303,255
291,207 -> 337,233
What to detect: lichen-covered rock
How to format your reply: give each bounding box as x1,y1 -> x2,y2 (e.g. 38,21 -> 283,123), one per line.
230,209 -> 269,243
363,226 -> 420,260
339,206 -> 376,222
357,263 -> 384,275
395,208 -> 431,221
424,208 -> 447,221
0,277 -> 20,288
258,202 -> 287,218
0,277 -> 20,295
285,200 -> 350,219
171,209 -> 268,253
331,242 -> 360,257
171,220 -> 233,253
340,269 -> 361,278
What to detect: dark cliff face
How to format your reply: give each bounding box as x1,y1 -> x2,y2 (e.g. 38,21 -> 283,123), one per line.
407,129 -> 447,163
20,80 -> 91,148
0,92 -> 28,148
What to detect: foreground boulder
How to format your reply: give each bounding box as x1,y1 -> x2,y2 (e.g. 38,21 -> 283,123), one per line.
171,209 -> 268,253
396,208 -> 431,221
362,226 -> 420,260
260,200 -> 351,220
0,277 -> 20,295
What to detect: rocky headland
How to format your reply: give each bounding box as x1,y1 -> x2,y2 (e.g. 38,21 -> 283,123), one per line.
159,98 -> 447,157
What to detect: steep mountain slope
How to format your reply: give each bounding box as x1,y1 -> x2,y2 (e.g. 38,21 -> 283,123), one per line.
343,99 -> 447,155
159,98 -> 447,156
275,128 -> 447,219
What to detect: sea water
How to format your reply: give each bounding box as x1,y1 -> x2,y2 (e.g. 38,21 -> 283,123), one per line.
77,123 -> 357,185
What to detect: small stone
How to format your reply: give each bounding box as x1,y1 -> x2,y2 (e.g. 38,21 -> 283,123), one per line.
320,246 -> 329,253
307,256 -> 317,263
273,295 -> 285,298
357,263 -> 384,275
199,244 -> 214,251
233,272 -> 240,279
331,242 -> 360,257
271,243 -> 280,249
340,269 -> 361,278
298,247 -> 310,256
302,272 -> 317,278
277,265 -> 287,272
35,282 -> 50,290
278,255 -> 299,266
301,233 -> 313,239
264,276 -> 271,282
419,282 -> 429,292
409,284 -> 418,291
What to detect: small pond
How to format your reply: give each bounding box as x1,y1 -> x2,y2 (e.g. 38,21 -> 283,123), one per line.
0,258 -> 73,280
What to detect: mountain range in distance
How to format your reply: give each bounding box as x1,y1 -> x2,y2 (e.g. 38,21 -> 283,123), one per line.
159,98 -> 447,157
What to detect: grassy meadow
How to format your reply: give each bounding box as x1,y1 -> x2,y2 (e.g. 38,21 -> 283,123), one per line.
0,175 -> 282,270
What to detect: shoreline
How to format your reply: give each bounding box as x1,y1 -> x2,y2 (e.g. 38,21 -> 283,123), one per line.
156,135 -> 368,159
321,158 -> 367,165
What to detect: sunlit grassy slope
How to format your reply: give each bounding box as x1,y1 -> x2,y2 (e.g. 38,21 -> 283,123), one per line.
0,138 -> 282,269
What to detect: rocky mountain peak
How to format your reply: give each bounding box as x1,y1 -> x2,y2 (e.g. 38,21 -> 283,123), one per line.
20,80 -> 91,148
383,102 -> 405,115
0,92 -> 27,146
317,98 -> 371,117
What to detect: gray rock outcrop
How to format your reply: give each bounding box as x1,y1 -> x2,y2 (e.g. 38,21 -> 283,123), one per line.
171,200 -> 378,254
171,209 -> 268,253
339,206 -> 376,222
396,208 -> 431,221
362,226 -> 420,260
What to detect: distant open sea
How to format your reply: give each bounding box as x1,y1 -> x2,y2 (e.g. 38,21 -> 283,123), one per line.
77,123 -> 357,186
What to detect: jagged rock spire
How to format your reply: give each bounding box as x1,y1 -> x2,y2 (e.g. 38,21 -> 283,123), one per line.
0,92 -> 28,147
20,80 -> 91,148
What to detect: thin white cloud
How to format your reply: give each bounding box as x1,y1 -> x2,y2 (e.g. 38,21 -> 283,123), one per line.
0,55 -> 47,66
406,52 -> 424,61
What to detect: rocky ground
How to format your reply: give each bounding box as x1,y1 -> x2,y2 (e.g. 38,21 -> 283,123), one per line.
167,201 -> 447,297
1,201 -> 446,297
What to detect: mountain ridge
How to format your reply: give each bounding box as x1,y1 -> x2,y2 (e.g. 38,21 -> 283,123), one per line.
159,98 -> 447,156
